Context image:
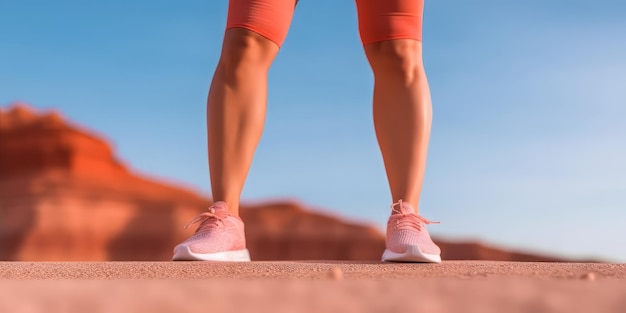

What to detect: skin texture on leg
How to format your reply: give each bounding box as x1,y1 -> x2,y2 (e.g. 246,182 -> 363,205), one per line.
207,28 -> 282,216
209,0 -> 295,216
356,0 -> 430,213
364,40 -> 432,213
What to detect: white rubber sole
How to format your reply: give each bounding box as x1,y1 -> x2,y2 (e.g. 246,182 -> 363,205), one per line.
382,245 -> 442,263
172,245 -> 251,262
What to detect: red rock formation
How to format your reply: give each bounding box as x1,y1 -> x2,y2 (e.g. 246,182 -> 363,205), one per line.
0,103 -> 208,261
0,103 -> 576,262
241,201 -> 385,260
437,240 -> 569,262
0,102 -> 128,180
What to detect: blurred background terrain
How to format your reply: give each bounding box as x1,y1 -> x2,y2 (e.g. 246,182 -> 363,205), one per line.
0,104 -> 590,261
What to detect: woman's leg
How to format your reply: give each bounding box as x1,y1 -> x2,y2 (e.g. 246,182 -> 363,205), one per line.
356,0 -> 440,262
208,0 -> 296,216
173,0 -> 295,261
364,40 -> 432,213
356,0 -> 430,213
208,28 -> 279,217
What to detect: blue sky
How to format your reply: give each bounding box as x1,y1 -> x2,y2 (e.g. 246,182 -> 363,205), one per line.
1,0 -> 625,262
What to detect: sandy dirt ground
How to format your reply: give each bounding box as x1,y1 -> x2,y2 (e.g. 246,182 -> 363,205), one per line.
1,261 -> 625,313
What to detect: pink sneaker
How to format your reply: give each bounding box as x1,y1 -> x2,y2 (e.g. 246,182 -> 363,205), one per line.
172,201 -> 250,262
382,200 -> 441,263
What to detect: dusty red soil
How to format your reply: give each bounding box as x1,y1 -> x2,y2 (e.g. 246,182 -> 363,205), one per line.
0,103 -> 577,262
0,261 -> 624,313
2,261 -> 624,280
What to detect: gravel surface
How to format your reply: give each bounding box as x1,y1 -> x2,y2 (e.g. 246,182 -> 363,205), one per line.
1,261 -> 625,313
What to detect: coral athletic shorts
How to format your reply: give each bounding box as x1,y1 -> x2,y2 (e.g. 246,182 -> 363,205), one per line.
226,0 -> 424,47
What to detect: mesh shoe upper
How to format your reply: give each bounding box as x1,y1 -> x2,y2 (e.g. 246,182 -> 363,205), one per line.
386,200 -> 441,255
175,201 -> 246,254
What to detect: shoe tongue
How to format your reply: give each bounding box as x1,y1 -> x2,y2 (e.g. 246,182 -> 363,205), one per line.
209,201 -> 230,214
395,201 -> 416,215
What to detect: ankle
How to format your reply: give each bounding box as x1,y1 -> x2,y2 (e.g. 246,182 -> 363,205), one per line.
391,199 -> 418,215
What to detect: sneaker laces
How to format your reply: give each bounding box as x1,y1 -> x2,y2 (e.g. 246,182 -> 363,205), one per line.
184,206 -> 230,231
391,200 -> 439,230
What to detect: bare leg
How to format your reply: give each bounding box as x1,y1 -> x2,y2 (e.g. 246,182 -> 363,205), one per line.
208,28 -> 280,216
364,40 -> 432,213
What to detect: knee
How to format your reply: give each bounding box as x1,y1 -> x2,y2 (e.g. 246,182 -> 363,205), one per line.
218,28 -> 278,75
365,40 -> 424,85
